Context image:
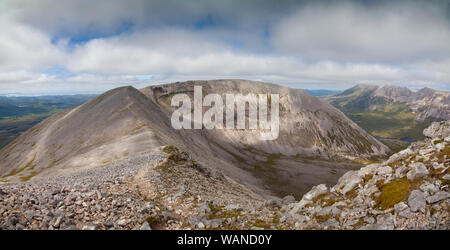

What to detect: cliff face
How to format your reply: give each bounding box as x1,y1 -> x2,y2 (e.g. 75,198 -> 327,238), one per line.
141,80 -> 389,159
282,121 -> 449,229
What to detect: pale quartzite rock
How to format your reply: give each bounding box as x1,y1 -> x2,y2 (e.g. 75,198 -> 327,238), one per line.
408,190 -> 426,213
406,163 -> 429,181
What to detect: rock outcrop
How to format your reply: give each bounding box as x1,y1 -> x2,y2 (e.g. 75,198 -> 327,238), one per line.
282,121 -> 449,229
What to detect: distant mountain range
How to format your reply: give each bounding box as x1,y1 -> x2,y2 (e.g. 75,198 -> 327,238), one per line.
323,84 -> 449,141
304,89 -> 340,97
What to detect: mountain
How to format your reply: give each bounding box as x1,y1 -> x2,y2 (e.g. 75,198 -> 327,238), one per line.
373,86 -> 450,122
0,121 -> 447,230
0,80 -> 389,198
323,84 -> 449,141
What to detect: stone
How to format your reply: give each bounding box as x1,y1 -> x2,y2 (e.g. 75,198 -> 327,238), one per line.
281,195 -> 296,205
291,214 -> 307,224
395,166 -> 408,178
289,200 -> 312,214
334,171 -> 361,195
323,218 -> 339,228
225,204 -> 243,211
197,222 -> 205,229
394,202 -> 408,213
196,203 -> 211,214
103,221 -> 114,228
264,199 -> 281,208
423,121 -> 450,139
375,214 -> 395,230
406,163 -> 429,181
117,219 -> 129,226
358,164 -> 380,176
317,206 -> 332,217
139,221 -> 152,230
408,190 -> 426,213
420,183 -> 438,195
53,216 -> 63,228
82,225 -> 96,230
376,166 -> 393,176
432,163 -> 444,170
302,184 -> 328,201
363,216 -> 375,224
426,191 -> 450,204
24,210 -> 35,221
398,209 -> 415,219
62,225 -> 79,230
435,143 -> 445,150
209,220 -> 220,229
386,148 -> 413,164
331,206 -> 341,216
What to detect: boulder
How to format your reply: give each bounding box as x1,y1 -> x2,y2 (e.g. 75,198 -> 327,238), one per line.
406,163 -> 429,181
334,171 -> 362,195
419,183 -> 438,195
394,202 -> 408,213
376,166 -> 393,176
408,190 -> 426,213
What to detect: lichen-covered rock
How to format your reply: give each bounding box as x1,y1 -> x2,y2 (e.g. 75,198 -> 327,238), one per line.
406,163 -> 429,181
423,121 -> 450,139
408,190 -> 426,213
426,191 -> 450,204
333,171 -> 362,195
302,184 -> 328,201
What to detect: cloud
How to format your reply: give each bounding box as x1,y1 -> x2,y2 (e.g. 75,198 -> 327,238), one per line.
0,17 -> 65,71
271,1 -> 450,63
0,0 -> 449,94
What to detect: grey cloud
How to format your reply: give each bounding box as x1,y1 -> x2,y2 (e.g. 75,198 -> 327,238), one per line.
272,1 -> 450,62
0,0 -> 449,93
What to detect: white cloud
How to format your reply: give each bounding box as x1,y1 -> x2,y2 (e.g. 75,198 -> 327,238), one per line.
0,18 -> 65,71
0,0 -> 449,94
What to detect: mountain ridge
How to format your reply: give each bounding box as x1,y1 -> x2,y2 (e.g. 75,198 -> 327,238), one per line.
323,84 -> 449,141
0,79 -> 389,198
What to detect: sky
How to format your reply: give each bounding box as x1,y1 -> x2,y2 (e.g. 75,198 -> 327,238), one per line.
0,0 -> 450,95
